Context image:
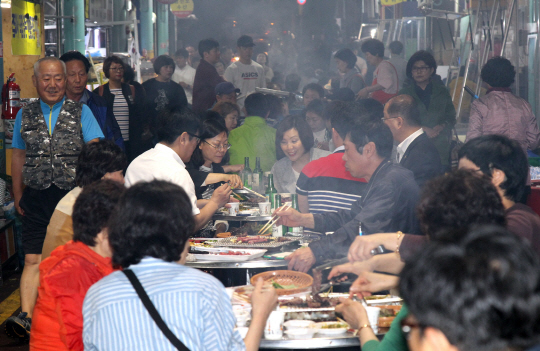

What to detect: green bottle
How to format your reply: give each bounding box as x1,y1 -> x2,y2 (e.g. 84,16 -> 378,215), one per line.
272,194 -> 284,237
241,157 -> 252,189
288,194 -> 303,236
252,157 -> 263,192
265,174 -> 278,209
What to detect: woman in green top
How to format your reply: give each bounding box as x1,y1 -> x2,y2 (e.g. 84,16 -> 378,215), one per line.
399,51 -> 456,169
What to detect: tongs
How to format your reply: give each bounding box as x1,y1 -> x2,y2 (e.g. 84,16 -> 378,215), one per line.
313,257 -> 351,294
312,257 -> 350,272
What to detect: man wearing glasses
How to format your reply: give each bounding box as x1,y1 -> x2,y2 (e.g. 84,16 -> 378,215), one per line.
125,106 -> 232,232
382,95 -> 442,188
94,56 -> 147,161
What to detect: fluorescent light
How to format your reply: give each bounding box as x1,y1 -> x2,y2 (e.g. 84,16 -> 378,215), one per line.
1,2 -> 11,8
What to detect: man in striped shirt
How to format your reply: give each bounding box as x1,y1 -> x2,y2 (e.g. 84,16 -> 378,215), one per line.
83,181 -> 277,351
296,101 -> 368,235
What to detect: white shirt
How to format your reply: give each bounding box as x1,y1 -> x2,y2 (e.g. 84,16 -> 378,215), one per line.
355,56 -> 368,77
125,143 -> 200,216
396,128 -> 424,163
224,60 -> 266,111
172,64 -> 196,104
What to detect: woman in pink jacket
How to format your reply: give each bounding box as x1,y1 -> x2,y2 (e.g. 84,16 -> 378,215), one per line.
467,56 -> 540,154
467,56 -> 540,201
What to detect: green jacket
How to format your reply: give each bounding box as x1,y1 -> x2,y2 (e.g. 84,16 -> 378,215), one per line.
400,83 -> 456,166
362,304 -> 409,351
228,116 -> 276,172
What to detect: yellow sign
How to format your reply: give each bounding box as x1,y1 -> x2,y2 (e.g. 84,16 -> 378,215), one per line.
381,0 -> 406,5
171,0 -> 194,18
11,0 -> 41,55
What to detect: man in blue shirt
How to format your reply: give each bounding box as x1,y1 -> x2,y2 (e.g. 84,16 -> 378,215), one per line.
59,51 -> 124,150
6,57 -> 103,340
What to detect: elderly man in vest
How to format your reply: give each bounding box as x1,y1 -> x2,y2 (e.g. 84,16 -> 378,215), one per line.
6,57 -> 103,340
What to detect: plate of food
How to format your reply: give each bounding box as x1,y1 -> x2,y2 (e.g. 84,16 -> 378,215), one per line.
189,248 -> 267,261
213,235 -> 299,249
189,238 -> 224,247
364,295 -> 403,305
250,270 -> 313,296
314,321 -> 349,335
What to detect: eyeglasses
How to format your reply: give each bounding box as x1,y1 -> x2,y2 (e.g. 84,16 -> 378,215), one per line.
187,132 -> 201,143
203,140 -> 231,151
412,66 -> 431,72
381,116 -> 400,122
400,317 -> 423,340
109,66 -> 124,72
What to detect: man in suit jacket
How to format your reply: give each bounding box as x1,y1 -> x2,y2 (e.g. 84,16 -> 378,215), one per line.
383,95 -> 442,187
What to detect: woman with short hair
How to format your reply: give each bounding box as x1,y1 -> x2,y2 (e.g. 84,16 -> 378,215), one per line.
212,101 -> 240,132
334,48 -> 366,94
466,56 -> 540,157
271,115 -> 330,193
400,50 -> 456,169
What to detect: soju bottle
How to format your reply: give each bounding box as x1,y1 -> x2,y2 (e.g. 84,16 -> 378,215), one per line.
288,194 -> 303,236
272,194 -> 284,237
266,174 -> 278,209
252,157 -> 263,192
241,157 -> 252,189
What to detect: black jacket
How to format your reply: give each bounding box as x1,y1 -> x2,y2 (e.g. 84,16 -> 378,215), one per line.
399,132 -> 443,188
309,159 -> 421,262
93,83 -> 150,160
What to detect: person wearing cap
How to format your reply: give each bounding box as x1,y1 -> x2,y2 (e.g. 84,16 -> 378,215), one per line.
224,35 -> 266,113
334,48 -> 366,95
215,82 -> 240,105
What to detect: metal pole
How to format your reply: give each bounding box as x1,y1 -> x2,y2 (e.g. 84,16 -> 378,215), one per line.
501,0 -> 517,56
456,3 -> 481,120
56,0 -> 62,56
475,0 -> 499,97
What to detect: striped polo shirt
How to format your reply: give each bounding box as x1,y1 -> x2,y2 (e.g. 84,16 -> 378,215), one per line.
83,257 -> 245,351
296,147 -> 367,234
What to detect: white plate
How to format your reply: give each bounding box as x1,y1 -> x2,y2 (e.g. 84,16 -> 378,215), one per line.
314,322 -> 349,335
238,209 -> 259,215
284,328 -> 317,339
284,320 -> 316,329
191,248 -> 267,262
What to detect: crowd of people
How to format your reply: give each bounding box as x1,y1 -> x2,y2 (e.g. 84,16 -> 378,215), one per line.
4,33 -> 540,351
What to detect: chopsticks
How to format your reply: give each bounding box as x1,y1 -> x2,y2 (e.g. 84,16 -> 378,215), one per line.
242,187 -> 267,199
258,203 -> 292,234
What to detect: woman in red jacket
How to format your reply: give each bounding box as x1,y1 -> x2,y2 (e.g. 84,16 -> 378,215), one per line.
30,180 -> 124,351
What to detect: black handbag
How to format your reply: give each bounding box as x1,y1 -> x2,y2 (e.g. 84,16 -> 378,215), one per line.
449,128 -> 464,170
123,269 -> 190,351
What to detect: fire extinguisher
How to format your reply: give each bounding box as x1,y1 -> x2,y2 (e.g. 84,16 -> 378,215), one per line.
2,73 -> 21,143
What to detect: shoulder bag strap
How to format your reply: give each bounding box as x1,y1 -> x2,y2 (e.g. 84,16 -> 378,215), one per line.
123,269 -> 189,351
